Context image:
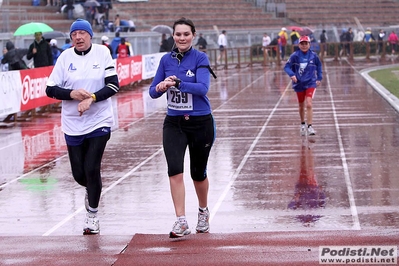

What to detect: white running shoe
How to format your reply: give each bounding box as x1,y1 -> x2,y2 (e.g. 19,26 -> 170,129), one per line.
169,220 -> 191,238
83,212 -> 99,235
308,126 -> 316,136
300,124 -> 307,136
196,208 -> 210,233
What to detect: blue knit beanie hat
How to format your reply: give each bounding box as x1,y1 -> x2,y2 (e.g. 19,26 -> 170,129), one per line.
70,19 -> 93,38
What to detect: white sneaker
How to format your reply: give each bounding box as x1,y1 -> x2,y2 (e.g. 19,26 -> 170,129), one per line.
308,126 -> 316,136
169,220 -> 191,238
300,124 -> 307,136
196,208 -> 210,233
83,212 -> 99,235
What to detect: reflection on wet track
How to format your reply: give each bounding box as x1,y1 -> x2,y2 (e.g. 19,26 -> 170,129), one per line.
1,59 -> 398,237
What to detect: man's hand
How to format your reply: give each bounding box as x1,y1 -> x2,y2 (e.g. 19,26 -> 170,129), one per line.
70,89 -> 91,101
78,97 -> 94,116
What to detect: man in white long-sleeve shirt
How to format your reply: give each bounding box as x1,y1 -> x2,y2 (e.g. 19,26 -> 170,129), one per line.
217,30 -> 227,63
46,19 -> 119,235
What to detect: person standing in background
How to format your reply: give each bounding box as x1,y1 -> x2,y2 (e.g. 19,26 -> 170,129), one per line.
217,30 -> 227,63
290,29 -> 300,51
363,27 -> 375,42
65,0 -> 75,20
387,30 -> 398,56
101,35 -> 113,55
49,39 -> 63,65
377,29 -> 385,54
159,33 -> 170,52
116,37 -> 130,58
45,19 -> 119,235
278,27 -> 288,60
262,32 -> 271,51
27,32 -> 53,67
102,0 -> 112,21
113,14 -> 121,33
195,33 -> 208,52
149,17 -> 216,238
319,29 -> 328,56
110,31 -> 121,59
1,41 -> 29,70
1,47 -> 9,71
61,39 -> 72,50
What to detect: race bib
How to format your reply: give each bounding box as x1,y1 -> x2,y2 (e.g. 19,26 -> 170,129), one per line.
167,87 -> 193,111
299,62 -> 308,76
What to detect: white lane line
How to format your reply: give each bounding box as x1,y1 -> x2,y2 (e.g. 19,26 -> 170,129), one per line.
210,73 -> 291,223
42,147 -> 164,236
0,155 -> 68,190
325,63 -> 361,230
0,111 -> 160,190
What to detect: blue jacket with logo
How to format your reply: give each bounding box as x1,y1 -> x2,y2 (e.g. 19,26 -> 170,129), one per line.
284,49 -> 322,92
149,47 -> 213,116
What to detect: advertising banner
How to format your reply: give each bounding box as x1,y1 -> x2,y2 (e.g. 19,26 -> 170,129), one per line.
19,67 -> 60,112
116,55 -> 143,87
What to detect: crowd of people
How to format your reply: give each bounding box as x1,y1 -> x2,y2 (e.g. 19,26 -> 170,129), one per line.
1,27 -> 135,71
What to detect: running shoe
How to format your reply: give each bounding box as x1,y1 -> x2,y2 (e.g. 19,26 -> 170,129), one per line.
300,124 -> 307,136
308,126 -> 316,136
169,220 -> 191,238
83,212 -> 100,235
196,208 -> 210,233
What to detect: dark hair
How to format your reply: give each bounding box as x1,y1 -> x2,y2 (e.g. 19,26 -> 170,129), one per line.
173,17 -> 196,34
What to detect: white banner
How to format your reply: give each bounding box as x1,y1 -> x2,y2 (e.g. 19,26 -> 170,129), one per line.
0,71 -> 22,117
142,53 -> 165,80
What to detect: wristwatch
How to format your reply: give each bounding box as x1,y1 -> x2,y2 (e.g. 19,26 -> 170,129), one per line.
174,78 -> 181,89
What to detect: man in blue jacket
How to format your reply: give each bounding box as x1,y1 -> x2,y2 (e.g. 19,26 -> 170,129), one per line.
284,35 -> 322,136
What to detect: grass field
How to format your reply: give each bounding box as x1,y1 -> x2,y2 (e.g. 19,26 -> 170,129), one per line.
369,67 -> 399,98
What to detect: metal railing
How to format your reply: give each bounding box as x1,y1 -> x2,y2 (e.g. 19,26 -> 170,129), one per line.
206,41 -> 394,70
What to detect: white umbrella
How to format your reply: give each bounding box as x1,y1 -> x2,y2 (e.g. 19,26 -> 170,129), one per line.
84,0 -> 101,7
151,25 -> 173,35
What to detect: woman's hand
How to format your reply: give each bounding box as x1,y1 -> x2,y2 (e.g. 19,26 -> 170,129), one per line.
156,76 -> 178,93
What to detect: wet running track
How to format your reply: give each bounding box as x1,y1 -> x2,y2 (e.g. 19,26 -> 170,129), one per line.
1,58 -> 399,265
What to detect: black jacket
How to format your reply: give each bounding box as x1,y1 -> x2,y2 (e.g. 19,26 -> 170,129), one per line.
195,36 -> 208,49
1,41 -> 29,70
27,37 -> 53,68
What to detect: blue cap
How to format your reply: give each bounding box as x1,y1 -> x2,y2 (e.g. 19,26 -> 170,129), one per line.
70,19 -> 93,38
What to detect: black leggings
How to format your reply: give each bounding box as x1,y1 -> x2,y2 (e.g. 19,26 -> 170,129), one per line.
67,133 -> 110,209
163,114 -> 215,181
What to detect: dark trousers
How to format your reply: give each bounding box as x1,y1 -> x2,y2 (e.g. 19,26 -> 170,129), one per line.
67,133 -> 110,209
